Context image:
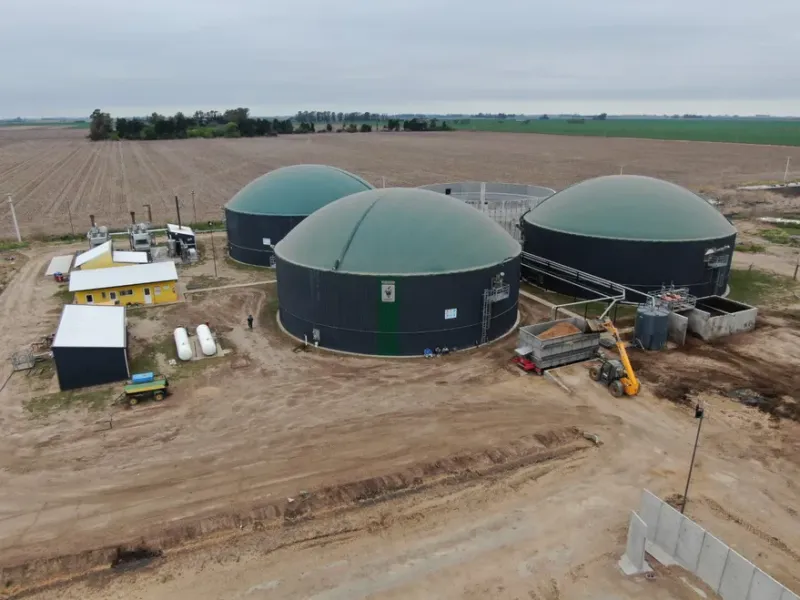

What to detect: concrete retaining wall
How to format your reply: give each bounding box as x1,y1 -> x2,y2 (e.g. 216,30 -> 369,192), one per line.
668,312 -> 688,345
687,297 -> 757,341
624,490 -> 798,600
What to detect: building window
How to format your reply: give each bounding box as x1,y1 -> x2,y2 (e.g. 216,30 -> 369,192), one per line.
101,292 -> 106,299
110,292 -> 117,300
86,294 -> 94,303
120,290 -> 133,297
154,286 -> 161,295
144,288 -> 151,295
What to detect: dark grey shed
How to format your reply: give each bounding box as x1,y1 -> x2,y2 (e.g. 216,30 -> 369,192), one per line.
52,305 -> 130,391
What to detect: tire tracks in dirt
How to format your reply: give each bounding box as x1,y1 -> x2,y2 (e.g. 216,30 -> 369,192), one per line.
83,143 -> 112,219
9,144 -> 83,211
702,497 -> 800,562
44,144 -> 101,217
0,429 -> 592,595
130,142 -> 170,215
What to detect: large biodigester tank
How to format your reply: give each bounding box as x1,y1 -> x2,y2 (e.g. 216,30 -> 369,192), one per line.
174,327 -> 192,361
196,324 -> 217,356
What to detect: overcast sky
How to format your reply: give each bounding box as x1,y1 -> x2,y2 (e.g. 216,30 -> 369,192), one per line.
2,0 -> 799,118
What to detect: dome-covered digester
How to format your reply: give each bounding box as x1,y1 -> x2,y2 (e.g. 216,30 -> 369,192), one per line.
225,164 -> 373,266
275,188 -> 521,356
521,175 -> 736,297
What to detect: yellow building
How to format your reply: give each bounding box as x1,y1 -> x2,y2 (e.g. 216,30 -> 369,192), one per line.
68,262 -> 179,306
75,241 -> 148,270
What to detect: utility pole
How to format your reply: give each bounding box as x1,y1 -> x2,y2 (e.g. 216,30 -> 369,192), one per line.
7,195 -> 21,243
620,165 -> 624,175
681,402 -> 705,514
191,190 -> 197,224
208,221 -> 218,278
785,157 -> 792,183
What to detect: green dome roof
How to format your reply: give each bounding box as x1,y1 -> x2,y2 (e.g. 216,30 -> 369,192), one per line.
225,164 -> 373,216
524,175 -> 736,241
275,188 -> 521,275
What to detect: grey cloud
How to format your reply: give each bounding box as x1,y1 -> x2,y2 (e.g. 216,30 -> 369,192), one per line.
1,0 -> 799,116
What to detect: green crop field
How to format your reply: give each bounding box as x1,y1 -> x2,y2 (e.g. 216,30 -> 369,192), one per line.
0,120 -> 89,129
447,118 -> 800,146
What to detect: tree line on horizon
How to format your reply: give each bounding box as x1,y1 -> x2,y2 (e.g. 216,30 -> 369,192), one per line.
88,109 -> 451,141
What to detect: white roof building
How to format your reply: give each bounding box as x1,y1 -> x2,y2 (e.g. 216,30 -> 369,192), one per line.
53,305 -> 127,348
69,262 -> 178,292
113,251 -> 149,264
74,240 -> 112,268
45,255 -> 74,275
167,223 -> 195,236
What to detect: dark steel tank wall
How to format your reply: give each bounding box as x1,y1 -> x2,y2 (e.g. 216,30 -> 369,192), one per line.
225,208 -> 305,266
522,223 -> 736,297
276,258 -> 520,356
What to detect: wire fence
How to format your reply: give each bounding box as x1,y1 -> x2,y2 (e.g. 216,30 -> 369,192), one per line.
419,182 -> 555,242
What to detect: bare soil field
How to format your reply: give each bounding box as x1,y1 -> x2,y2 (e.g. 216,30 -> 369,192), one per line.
0,228 -> 797,599
0,127 -> 799,238
0,128 -> 799,598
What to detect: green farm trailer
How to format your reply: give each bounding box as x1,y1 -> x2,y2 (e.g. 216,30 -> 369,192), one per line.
122,375 -> 170,406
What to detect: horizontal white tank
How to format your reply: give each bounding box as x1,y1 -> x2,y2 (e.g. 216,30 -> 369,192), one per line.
173,327 -> 192,361
196,324 -> 217,357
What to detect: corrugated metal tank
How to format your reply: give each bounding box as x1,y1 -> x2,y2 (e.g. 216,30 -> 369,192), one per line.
225,165 -> 373,267
634,304 -> 670,350
521,175 -> 737,298
275,188 -> 522,356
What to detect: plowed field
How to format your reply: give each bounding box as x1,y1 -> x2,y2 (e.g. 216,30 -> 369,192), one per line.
1,126 -> 798,239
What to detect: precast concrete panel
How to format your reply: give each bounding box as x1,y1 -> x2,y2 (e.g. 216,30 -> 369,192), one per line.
654,501 -> 683,556
780,589 -> 800,600
675,517 -> 706,572
719,549 -> 755,600
624,511 -> 648,572
639,489 -> 662,538
749,569 -> 786,600
696,532 -> 731,592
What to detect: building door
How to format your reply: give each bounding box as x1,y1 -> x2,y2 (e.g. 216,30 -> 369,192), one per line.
143,287 -> 153,305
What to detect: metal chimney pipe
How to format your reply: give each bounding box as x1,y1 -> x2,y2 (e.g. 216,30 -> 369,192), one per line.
175,196 -> 182,227
130,211 -> 136,224
144,204 -> 152,224
90,214 -> 96,227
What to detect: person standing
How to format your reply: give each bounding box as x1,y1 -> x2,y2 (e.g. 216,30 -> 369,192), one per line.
247,314 -> 254,330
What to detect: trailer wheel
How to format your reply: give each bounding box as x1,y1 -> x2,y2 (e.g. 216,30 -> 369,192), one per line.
589,366 -> 601,381
154,392 -> 164,401
608,380 -> 624,398
129,396 -> 138,406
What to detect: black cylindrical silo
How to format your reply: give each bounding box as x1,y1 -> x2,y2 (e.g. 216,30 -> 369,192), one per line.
224,164 -> 373,267
521,175 -> 737,298
275,188 -> 522,356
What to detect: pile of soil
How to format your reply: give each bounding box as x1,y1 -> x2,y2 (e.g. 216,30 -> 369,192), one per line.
537,322 -> 581,340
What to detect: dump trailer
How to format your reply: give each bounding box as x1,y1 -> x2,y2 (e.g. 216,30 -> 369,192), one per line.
513,317 -> 601,374
123,374 -> 169,406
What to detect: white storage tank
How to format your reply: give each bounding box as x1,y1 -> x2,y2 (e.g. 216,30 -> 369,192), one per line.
196,324 -> 217,357
173,327 -> 192,361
